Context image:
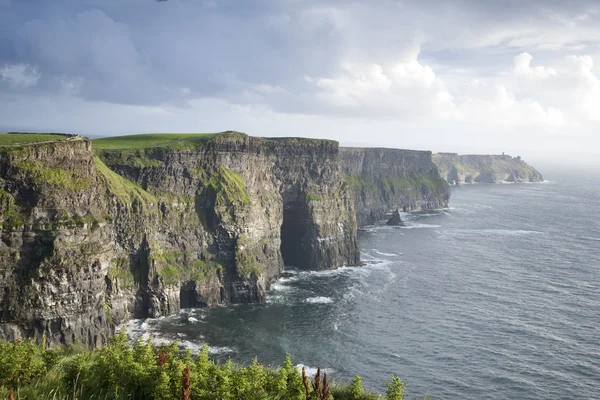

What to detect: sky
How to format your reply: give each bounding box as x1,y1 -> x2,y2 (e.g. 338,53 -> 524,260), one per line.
2,0 -> 600,163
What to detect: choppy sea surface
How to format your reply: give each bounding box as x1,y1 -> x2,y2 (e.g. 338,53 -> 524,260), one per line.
122,167 -> 600,399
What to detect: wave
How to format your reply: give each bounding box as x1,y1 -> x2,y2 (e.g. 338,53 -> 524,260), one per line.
577,236 -> 600,242
117,311 -> 228,355
305,296 -> 334,304
401,223 -> 442,229
440,228 -> 545,237
359,225 -> 405,234
372,249 -> 401,257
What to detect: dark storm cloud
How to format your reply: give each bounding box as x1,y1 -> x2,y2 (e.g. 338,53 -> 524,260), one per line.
0,0 -> 346,106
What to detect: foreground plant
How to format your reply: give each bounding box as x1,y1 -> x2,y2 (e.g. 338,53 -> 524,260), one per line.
0,332 -> 415,399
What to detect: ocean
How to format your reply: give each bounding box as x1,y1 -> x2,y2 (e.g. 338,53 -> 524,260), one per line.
122,166 -> 600,399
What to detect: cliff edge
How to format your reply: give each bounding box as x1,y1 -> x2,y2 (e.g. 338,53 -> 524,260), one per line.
340,147 -> 450,226
0,132 -> 359,347
432,153 -> 544,185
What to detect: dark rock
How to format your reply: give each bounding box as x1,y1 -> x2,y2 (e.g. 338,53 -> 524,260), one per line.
0,133 -> 360,347
386,210 -> 405,226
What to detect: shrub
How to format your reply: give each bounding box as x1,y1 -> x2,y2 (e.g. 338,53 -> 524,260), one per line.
385,375 -> 406,400
0,334 -> 417,400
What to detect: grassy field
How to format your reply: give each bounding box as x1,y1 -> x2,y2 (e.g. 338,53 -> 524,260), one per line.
0,133 -> 69,146
92,133 -> 222,149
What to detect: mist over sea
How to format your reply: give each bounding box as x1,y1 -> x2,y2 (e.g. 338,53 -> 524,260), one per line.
123,167 -> 600,399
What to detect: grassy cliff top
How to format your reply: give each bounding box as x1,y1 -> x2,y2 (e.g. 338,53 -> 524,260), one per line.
92,132 -> 247,150
0,133 -> 73,146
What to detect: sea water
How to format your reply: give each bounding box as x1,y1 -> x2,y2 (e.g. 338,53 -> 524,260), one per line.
121,166 -> 600,399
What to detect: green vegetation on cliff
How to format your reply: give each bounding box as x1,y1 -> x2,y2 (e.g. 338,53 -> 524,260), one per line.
343,172 -> 447,197
158,258 -> 223,286
204,167 -> 251,207
93,133 -> 214,149
94,156 -> 156,204
0,189 -> 25,229
235,236 -> 263,278
16,160 -> 92,191
0,334 -> 415,400
108,257 -> 137,290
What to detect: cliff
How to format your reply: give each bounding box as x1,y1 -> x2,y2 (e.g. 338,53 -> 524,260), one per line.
0,132 -> 359,347
339,148 -> 450,226
432,153 -> 544,184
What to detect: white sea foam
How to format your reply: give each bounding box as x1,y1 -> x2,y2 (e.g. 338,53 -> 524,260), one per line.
208,346 -> 235,355
305,296 -> 334,304
187,316 -> 199,323
446,228 -> 545,237
296,364 -> 335,376
578,236 -> 600,242
271,281 -> 294,291
372,249 -> 401,257
401,223 -> 442,229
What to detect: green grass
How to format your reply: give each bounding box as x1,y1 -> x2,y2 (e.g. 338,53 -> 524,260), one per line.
94,156 -> 156,204
92,133 -> 242,150
0,133 -> 70,146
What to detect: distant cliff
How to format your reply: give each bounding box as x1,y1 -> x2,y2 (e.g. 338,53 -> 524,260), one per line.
0,132 -> 359,347
340,148 -> 450,226
432,153 -> 543,185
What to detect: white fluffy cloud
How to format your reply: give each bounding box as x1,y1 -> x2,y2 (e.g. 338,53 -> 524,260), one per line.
458,80 -> 565,127
300,49 -> 600,130
306,48 -> 458,119
0,63 -> 40,87
513,52 -> 556,78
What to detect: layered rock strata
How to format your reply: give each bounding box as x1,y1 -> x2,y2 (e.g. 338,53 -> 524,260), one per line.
339,148 -> 450,226
0,133 -> 359,346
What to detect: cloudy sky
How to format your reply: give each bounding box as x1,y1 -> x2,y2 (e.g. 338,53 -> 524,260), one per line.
2,0 -> 600,161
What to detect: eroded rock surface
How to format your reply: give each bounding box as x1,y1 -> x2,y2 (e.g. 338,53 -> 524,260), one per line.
339,147 -> 450,226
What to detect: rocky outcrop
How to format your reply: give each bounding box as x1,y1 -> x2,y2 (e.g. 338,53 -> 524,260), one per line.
339,148 -> 450,226
432,153 -> 543,185
386,210 -> 405,226
0,132 -> 359,347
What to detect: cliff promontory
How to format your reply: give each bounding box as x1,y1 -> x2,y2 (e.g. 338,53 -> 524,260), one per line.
0,132 -> 359,347
340,148 -> 450,226
432,153 -> 544,184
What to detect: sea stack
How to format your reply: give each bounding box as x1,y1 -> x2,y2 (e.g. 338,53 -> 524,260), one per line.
386,209 -> 405,226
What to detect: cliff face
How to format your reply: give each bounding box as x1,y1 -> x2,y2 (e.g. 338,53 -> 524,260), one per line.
0,133 -> 359,347
432,153 -> 544,184
339,148 -> 450,226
